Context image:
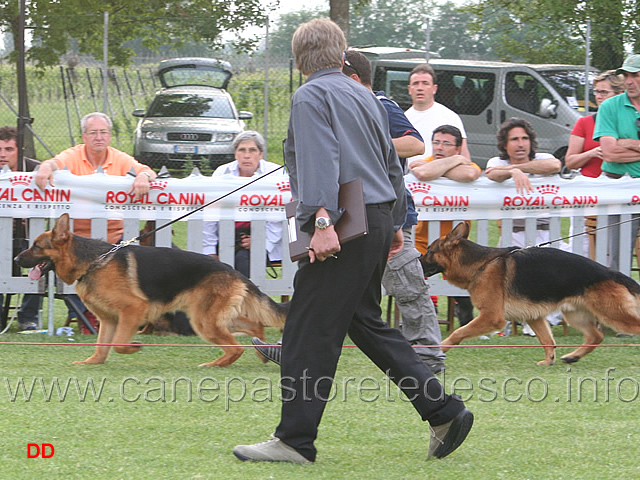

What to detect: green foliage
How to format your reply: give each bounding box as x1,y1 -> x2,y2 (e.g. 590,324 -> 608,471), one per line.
429,1 -> 496,60
467,0 -> 636,69
268,8 -> 328,59
349,0 -> 434,49
0,0 -> 268,68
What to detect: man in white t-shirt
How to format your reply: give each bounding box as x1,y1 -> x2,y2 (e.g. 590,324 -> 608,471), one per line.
405,64 -> 471,161
485,117 -> 564,248
405,64 -> 475,328
486,117 -> 567,334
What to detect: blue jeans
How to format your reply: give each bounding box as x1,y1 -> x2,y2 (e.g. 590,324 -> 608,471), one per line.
0,294 -> 42,325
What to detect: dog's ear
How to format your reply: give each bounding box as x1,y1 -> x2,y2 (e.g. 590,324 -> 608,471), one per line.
52,213 -> 72,243
448,221 -> 470,241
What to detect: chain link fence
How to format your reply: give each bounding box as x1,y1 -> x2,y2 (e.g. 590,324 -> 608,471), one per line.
0,44 -> 301,174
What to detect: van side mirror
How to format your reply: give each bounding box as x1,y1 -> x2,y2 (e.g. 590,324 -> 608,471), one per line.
538,98 -> 557,119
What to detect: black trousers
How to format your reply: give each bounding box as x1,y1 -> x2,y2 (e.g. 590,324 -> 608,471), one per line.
275,204 -> 465,462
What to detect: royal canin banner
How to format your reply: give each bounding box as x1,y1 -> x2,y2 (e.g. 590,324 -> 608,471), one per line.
0,169 -> 638,221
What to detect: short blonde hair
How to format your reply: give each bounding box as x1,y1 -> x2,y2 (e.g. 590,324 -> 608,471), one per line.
292,18 -> 346,76
593,70 -> 624,94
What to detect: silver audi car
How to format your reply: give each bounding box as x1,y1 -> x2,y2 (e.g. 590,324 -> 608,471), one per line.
133,58 -> 252,169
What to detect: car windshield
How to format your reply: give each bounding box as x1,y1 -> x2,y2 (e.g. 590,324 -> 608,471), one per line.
537,69 -> 598,112
147,93 -> 235,119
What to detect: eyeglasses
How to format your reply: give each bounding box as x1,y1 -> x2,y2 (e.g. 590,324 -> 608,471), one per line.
594,89 -> 614,96
84,130 -> 111,137
431,140 -> 456,147
342,52 -> 361,78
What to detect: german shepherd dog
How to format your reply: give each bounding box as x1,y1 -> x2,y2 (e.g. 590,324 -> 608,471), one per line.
14,213 -> 286,367
420,222 -> 640,365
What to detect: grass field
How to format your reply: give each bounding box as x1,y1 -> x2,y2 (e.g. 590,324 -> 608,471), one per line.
1,326 -> 640,479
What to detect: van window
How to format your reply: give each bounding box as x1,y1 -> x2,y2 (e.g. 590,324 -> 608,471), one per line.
378,68 -> 413,110
375,66 -> 496,115
435,71 -> 495,115
505,72 -> 553,117
537,69 -> 597,112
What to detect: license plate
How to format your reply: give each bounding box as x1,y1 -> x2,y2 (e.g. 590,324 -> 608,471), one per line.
174,145 -> 198,154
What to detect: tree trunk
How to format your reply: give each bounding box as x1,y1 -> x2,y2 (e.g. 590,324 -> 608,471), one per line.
330,0 -> 350,41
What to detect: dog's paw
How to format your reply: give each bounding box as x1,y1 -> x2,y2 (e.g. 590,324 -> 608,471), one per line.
537,359 -> 556,366
560,355 -> 580,364
73,358 -> 105,365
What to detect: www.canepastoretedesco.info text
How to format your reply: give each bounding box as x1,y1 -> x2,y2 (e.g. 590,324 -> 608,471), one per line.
1,368 -> 639,408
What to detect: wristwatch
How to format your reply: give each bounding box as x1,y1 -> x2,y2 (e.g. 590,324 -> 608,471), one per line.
315,216 -> 332,230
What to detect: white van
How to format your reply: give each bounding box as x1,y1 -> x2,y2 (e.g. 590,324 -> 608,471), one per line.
357,47 -> 598,168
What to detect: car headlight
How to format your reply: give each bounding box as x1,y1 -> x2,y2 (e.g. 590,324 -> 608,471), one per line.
141,131 -> 163,141
215,133 -> 235,143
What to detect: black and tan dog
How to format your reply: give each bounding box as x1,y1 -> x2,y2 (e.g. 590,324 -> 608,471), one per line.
420,222 -> 640,365
15,213 -> 286,367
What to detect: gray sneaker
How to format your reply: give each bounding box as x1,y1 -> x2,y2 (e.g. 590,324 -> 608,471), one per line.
428,408 -> 474,459
252,337 -> 282,365
19,321 -> 38,331
233,437 -> 310,464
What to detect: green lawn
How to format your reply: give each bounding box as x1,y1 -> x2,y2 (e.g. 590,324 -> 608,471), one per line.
1,326 -> 639,479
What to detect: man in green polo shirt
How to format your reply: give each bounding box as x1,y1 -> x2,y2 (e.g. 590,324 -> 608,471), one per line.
593,54 -> 640,270
594,54 -> 640,177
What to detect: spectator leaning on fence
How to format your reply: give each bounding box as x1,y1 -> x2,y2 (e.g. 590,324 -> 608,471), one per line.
485,117 -> 564,248
34,112 -> 157,332
202,130 -> 284,278
0,126 -> 43,331
565,70 -> 624,259
565,70 -> 625,177
593,54 -> 640,272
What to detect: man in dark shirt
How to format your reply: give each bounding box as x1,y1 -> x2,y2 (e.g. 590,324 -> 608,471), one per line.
233,18 -> 473,465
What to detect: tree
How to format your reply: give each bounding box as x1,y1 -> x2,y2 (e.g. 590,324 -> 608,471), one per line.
349,0 -> 433,49
467,0 -> 638,70
0,0 -> 268,68
268,8 -> 328,59
429,1 -> 496,60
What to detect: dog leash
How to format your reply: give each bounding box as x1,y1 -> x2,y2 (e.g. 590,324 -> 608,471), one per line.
526,215 -> 640,249
97,165 -> 286,260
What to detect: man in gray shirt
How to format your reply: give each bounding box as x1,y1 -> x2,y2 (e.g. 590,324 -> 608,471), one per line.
233,18 -> 473,465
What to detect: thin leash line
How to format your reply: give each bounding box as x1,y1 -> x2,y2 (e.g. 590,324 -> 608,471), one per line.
1,342 -> 639,348
97,165 -> 286,261
535,215 -> 639,248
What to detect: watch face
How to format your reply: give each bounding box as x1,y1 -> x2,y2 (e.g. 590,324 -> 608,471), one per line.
316,217 -> 329,228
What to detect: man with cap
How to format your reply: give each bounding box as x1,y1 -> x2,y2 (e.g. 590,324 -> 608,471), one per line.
593,54 -> 640,271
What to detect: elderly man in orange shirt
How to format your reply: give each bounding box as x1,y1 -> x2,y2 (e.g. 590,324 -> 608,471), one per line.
35,112 -> 156,331
36,112 -> 156,243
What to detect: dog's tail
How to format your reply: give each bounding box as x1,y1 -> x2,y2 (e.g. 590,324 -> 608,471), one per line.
242,284 -> 287,329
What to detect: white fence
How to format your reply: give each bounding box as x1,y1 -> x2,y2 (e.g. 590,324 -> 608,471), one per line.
1,170 -> 639,330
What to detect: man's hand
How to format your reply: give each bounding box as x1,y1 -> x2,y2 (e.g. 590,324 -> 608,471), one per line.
510,168 -> 533,194
238,234 -> 251,250
309,227 -> 340,263
34,160 -> 57,190
129,171 -> 154,200
388,228 -> 404,259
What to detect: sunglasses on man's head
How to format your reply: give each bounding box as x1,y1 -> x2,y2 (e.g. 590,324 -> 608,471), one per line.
342,52 -> 361,78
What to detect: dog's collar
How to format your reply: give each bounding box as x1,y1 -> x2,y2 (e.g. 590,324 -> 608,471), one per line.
97,236 -> 138,262
77,238 -> 136,283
